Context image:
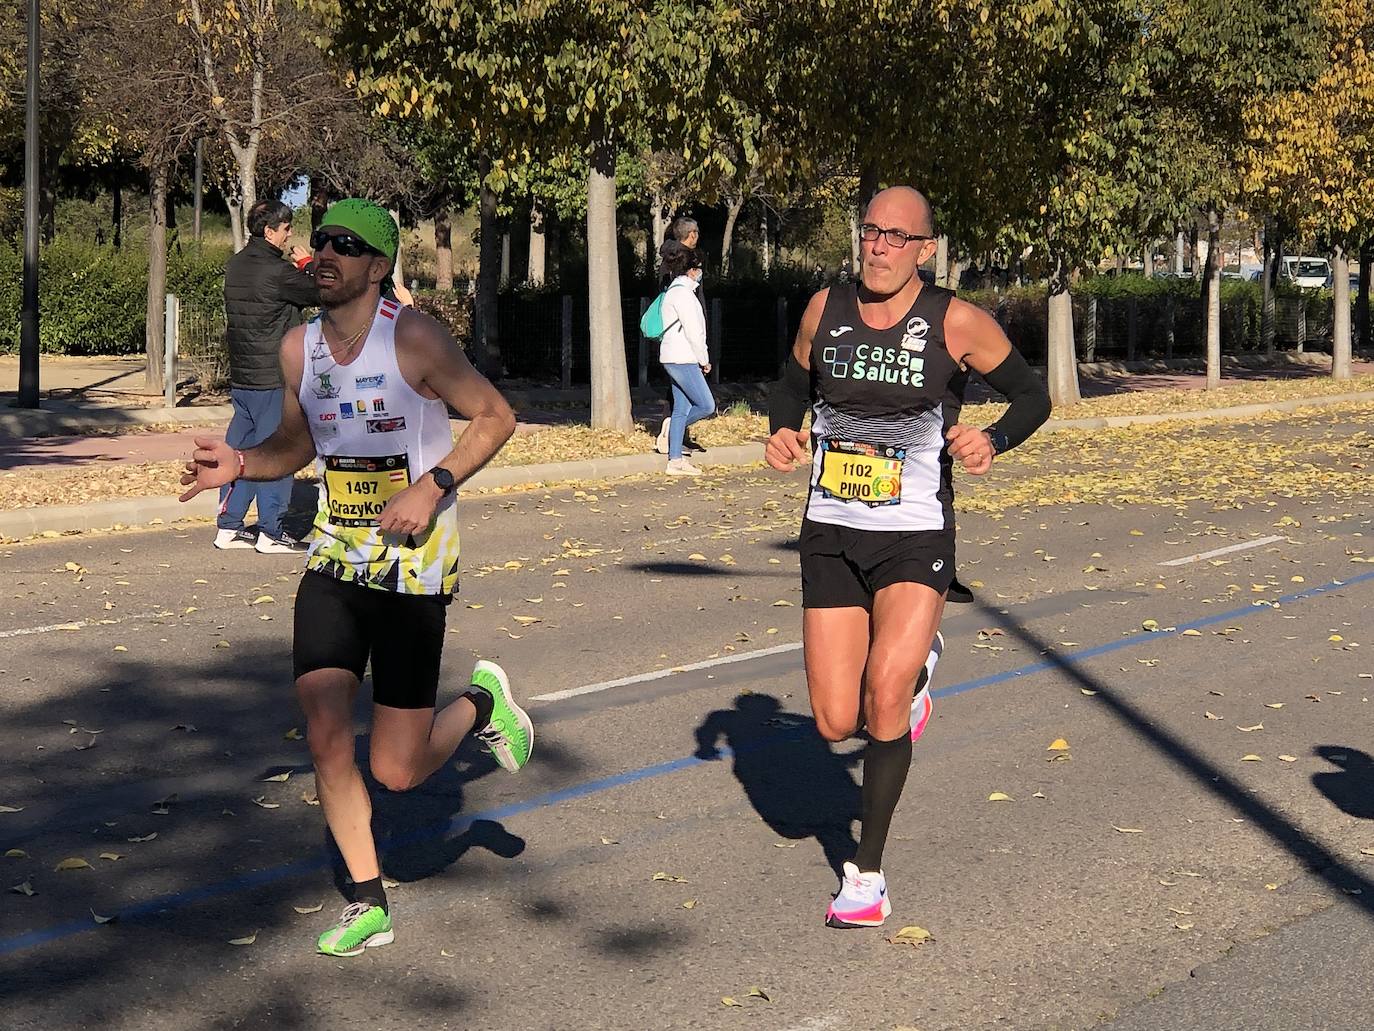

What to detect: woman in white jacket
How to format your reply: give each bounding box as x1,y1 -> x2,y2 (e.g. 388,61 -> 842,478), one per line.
657,244 -> 715,476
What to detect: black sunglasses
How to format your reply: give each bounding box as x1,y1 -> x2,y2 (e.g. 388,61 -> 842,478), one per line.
858,223 -> 935,249
310,229 -> 382,258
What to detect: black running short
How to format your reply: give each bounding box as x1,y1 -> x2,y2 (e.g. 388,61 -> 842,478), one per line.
292,570 -> 450,709
799,518 -> 956,610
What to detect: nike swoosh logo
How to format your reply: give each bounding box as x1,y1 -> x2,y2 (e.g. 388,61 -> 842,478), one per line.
829,326 -> 854,337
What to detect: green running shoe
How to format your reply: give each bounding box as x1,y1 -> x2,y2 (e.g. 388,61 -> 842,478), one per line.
471,659 -> 533,772
316,901 -> 393,957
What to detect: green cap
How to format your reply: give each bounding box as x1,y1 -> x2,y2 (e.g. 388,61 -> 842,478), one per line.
319,198 -> 399,264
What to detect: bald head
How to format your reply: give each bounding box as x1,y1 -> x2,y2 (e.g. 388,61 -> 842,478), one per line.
865,186 -> 934,236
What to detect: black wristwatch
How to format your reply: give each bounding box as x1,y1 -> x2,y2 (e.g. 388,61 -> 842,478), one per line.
428,466 -> 456,496
985,427 -> 1010,457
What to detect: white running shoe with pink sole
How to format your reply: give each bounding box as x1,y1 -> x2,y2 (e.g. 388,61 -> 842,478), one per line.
826,861 -> 891,928
910,629 -> 943,742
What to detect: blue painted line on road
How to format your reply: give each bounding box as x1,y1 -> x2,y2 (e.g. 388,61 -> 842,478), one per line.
932,568 -> 1374,700
4,567 -> 1371,958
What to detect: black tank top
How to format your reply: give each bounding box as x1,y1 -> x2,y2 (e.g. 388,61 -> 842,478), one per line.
806,283 -> 966,531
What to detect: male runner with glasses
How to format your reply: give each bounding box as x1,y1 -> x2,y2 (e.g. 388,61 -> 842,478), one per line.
179,198 -> 533,956
765,186 -> 1049,928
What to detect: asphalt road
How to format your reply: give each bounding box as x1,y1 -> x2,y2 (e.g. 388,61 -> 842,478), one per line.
2,418 -> 1373,1031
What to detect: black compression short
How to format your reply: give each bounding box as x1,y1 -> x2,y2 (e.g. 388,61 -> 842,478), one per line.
799,518 -> 956,610
292,570 -> 450,709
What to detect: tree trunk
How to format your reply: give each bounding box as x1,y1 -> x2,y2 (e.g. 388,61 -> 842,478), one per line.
475,154 -> 502,377
231,153 -> 256,252
528,201 -> 547,286
145,164 -> 168,394
310,180 -> 330,230
500,229 -> 511,286
1261,218 -> 1277,354
192,139 -> 204,244
1142,240 -> 1152,278
389,208 -> 405,292
650,193 -> 668,272
547,210 -> 561,284
1357,243 -> 1371,351
112,177 -> 123,250
1173,230 -> 1185,276
721,194 -> 744,277
1046,257 -> 1080,406
849,212 -> 861,270
935,235 -> 950,288
586,135 -> 633,432
434,206 -> 453,291
1332,244 -> 1351,380
1189,224 -> 1201,279
226,177 -> 245,256
760,209 -> 772,276
1205,208 -> 1222,389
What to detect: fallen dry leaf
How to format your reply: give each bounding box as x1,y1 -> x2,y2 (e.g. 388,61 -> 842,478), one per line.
292,903 -> 324,915
227,932 -> 258,946
888,925 -> 934,946
1113,826 -> 1144,834
91,909 -> 117,924
987,792 -> 1014,802
652,871 -> 688,883
1046,738 -> 1070,751
747,987 -> 771,1002
1240,754 -> 1263,762
10,881 -> 35,896
54,857 -> 91,871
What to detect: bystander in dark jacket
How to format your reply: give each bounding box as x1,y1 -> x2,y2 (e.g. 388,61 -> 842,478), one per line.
214,200 -> 318,554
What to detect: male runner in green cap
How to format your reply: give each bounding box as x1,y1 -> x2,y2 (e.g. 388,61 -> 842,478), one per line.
181,197 -> 533,956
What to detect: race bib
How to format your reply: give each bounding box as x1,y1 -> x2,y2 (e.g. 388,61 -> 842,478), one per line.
323,454 -> 410,527
816,440 -> 904,506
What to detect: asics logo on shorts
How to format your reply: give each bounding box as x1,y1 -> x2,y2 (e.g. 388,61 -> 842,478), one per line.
932,559 -> 944,572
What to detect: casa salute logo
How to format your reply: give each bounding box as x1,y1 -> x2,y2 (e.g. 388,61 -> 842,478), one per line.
822,315 -> 929,387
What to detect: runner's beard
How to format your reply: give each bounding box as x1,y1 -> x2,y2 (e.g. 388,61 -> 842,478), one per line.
318,270 -> 373,309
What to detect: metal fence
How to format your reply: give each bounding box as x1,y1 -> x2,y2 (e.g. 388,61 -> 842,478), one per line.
169,287 -> 1362,393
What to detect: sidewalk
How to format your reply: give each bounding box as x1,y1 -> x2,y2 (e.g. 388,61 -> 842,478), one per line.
2,352 -> 1372,541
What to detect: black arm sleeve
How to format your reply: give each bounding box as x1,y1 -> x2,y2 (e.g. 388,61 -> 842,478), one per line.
981,349 -> 1050,453
768,355 -> 812,433
277,261 -> 321,309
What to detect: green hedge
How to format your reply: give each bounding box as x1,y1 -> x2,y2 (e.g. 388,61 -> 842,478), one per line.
0,238 -> 227,355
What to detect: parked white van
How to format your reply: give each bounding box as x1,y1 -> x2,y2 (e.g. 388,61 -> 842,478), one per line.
1281,256 -> 1331,288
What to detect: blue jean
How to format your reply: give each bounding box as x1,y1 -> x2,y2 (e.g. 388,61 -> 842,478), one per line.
663,363 -> 715,460
217,387 -> 293,537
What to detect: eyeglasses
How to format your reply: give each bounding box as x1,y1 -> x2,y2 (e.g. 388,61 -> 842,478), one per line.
310,229 -> 381,258
858,223 -> 935,249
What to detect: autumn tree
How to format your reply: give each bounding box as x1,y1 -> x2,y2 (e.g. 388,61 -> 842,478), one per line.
311,1 -> 765,431
1242,0 -> 1374,379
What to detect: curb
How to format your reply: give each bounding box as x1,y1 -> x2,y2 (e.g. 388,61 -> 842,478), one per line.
0,404 -> 234,439
2,390 -> 1370,541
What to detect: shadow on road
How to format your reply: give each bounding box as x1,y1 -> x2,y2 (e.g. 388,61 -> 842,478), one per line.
1312,746 -> 1374,821
693,692 -> 859,876
0,644 -> 526,1022
973,597 -> 1374,917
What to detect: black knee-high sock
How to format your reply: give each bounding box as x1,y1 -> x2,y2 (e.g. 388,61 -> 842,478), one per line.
853,732 -> 913,872
352,876 -> 388,913
462,689 -> 494,733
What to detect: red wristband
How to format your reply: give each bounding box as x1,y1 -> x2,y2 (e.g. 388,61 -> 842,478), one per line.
235,450 -> 246,480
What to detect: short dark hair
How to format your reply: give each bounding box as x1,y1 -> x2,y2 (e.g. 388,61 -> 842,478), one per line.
247,200 -> 293,238
660,242 -> 703,284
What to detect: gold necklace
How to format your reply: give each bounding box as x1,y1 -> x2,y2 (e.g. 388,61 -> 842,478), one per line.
312,310 -> 376,370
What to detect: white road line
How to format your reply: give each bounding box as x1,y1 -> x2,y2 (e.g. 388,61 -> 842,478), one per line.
0,611 -> 169,640
1158,534 -> 1286,567
530,641 -> 803,703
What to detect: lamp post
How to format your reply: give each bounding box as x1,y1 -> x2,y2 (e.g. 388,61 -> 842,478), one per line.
18,0 -> 41,409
